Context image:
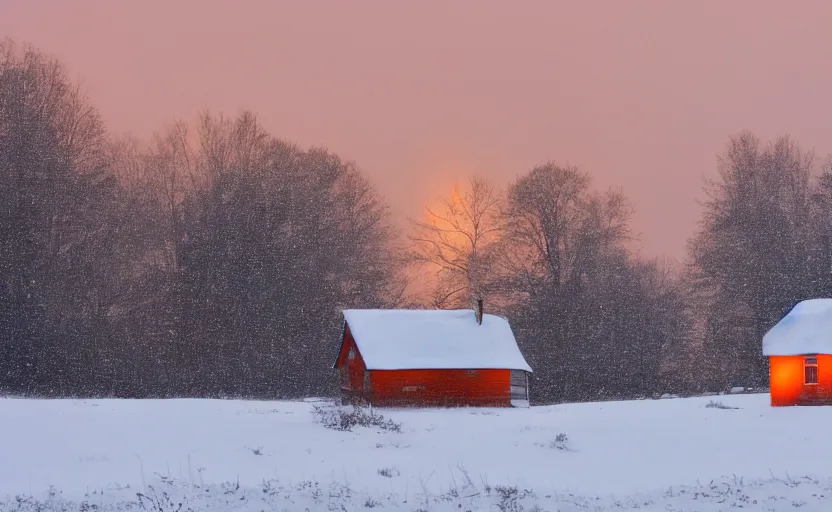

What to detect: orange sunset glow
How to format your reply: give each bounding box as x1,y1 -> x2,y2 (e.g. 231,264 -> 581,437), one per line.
4,0 -> 832,259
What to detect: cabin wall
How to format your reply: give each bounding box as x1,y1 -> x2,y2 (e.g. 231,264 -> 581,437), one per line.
337,328 -> 368,403
769,355 -> 832,406
807,354 -> 832,403
819,355 -> 832,393
368,369 -> 514,407
769,356 -> 804,406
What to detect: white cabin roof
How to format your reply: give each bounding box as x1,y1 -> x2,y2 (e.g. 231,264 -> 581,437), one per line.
762,299 -> 832,356
337,309 -> 532,372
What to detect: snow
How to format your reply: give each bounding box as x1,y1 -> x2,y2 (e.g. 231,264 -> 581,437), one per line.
2,394 -> 832,511
763,298 -> 832,356
340,308 -> 532,371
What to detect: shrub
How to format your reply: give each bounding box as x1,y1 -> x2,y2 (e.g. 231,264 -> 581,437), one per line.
705,400 -> 739,410
549,433 -> 569,450
377,467 -> 400,478
312,404 -> 402,433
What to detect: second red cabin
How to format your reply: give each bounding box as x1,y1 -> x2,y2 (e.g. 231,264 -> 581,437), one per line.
333,308 -> 533,408
763,298 -> 832,406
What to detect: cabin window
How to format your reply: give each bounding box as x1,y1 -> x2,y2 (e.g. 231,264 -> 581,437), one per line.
805,356 -> 818,385
348,348 -> 355,360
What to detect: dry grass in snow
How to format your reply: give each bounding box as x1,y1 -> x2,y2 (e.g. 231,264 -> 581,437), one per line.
1,394 -> 831,511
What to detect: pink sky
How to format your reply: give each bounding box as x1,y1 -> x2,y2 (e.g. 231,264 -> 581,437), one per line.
3,1 -> 831,259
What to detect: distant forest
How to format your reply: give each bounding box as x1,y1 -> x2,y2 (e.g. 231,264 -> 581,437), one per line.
2,39 -> 831,404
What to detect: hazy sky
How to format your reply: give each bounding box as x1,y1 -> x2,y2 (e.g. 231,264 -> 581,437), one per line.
3,1 -> 831,259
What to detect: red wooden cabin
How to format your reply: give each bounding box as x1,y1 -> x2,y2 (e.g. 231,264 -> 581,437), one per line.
763,299 -> 832,406
332,306 -> 533,408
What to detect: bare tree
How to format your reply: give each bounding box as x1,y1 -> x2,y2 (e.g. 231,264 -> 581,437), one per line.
408,175 -> 503,308
499,162 -> 631,299
0,35 -> 410,398
0,38 -> 119,393
497,161 -> 690,403
688,131 -> 816,387
143,120 -> 198,272
171,111 -> 404,397
811,157 -> 832,296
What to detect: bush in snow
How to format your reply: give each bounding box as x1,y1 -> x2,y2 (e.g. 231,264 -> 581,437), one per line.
534,433 -> 571,451
549,433 -> 570,450
493,485 -> 536,512
137,486 -> 188,511
312,404 -> 402,433
705,400 -> 739,410
377,467 -> 400,478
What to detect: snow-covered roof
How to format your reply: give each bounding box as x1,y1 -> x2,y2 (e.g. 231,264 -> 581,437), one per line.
762,299 -> 832,356
337,309 -> 532,372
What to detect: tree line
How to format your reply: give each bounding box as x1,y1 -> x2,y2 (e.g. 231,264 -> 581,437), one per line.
0,39 -> 828,403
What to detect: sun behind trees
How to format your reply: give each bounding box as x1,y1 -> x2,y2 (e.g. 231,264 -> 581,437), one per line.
6,38 -> 832,403
408,176 -> 503,309
409,164 -> 692,401
0,33 -> 696,403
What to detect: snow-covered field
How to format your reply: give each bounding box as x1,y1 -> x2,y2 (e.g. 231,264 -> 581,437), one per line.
1,393 -> 831,511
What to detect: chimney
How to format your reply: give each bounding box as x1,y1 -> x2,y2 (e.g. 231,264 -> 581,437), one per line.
476,298 -> 483,325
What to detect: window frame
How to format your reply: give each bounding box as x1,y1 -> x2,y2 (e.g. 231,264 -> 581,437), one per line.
804,355 -> 819,385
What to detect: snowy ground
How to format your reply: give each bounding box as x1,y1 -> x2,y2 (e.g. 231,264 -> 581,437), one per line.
1,393 -> 831,511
